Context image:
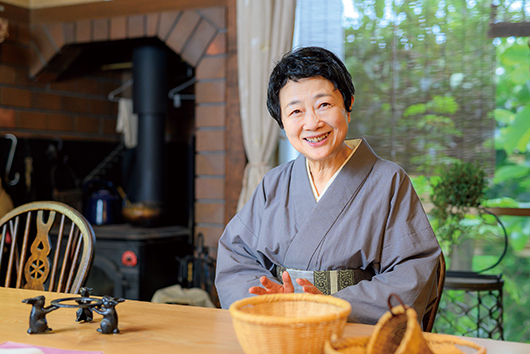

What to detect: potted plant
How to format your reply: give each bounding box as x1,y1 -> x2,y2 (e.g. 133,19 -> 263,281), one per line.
429,161 -> 487,270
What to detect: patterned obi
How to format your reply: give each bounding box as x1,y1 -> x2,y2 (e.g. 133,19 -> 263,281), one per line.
275,265 -> 375,295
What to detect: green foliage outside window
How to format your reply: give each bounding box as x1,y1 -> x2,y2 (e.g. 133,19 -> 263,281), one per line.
484,38 -> 530,342
429,162 -> 487,262
412,38 -> 530,342
343,0 -> 495,174
402,96 -> 462,174
343,1 -> 530,341
488,38 -> 530,203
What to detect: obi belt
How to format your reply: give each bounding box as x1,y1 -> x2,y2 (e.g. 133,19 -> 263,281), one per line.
275,265 -> 375,295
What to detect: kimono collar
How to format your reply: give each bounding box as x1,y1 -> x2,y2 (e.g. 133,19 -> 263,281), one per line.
285,138 -> 380,269
293,137 -> 379,197
306,139 -> 362,201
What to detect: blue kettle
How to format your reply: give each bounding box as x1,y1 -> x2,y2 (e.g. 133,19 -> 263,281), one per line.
84,180 -> 122,225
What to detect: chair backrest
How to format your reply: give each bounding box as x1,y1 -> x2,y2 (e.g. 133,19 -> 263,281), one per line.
0,201 -> 95,294
422,252 -> 446,332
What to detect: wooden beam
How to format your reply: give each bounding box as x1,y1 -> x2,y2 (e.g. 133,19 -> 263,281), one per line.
0,1 -> 30,23
488,22 -> 530,38
487,207 -> 530,217
30,0 -> 227,24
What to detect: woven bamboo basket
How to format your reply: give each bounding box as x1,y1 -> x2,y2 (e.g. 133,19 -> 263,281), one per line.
324,302 -> 486,354
229,293 -> 351,354
325,333 -> 486,354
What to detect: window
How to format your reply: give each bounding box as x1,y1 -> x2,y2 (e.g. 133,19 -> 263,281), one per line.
281,0 -> 497,176
343,0 -> 496,175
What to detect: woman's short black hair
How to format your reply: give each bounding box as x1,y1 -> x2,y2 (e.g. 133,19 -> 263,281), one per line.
266,46 -> 355,128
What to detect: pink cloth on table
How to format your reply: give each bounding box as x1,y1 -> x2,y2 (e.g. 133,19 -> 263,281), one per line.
0,342 -> 102,354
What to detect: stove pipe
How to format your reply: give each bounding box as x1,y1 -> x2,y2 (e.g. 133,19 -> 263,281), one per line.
132,45 -> 167,206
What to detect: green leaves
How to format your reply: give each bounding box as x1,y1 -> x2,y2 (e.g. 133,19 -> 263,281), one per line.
494,164 -> 530,184
404,95 -> 459,117
429,161 -> 487,255
509,65 -> 530,85
494,108 -> 514,125
500,44 -> 530,67
496,39 -> 530,112
431,96 -> 459,114
502,105 -> 530,154
431,161 -> 486,210
494,39 -> 530,155
403,103 -> 427,117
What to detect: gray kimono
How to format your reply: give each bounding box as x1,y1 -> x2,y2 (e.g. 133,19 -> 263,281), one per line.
215,139 -> 441,324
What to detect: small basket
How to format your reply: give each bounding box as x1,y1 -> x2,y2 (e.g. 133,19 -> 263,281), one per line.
229,293 -> 351,354
325,333 -> 486,354
324,294 -> 486,354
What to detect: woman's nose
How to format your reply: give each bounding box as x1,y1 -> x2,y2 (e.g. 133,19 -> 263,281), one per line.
304,111 -> 321,129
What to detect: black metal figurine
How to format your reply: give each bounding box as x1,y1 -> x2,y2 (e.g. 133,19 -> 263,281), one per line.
75,287 -> 94,322
93,295 -> 124,334
22,295 -> 58,334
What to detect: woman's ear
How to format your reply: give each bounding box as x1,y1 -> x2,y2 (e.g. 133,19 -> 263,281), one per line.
346,96 -> 355,123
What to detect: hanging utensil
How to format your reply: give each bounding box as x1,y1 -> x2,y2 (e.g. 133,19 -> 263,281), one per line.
4,134 -> 20,186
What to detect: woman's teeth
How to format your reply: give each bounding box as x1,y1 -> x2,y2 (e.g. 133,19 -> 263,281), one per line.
306,132 -> 329,143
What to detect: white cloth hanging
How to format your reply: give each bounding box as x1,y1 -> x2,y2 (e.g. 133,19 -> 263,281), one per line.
236,0 -> 297,211
116,98 -> 138,149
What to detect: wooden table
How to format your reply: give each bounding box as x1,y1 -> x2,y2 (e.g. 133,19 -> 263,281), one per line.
1,287 -> 529,353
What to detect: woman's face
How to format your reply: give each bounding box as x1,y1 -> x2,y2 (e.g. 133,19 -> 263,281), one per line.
280,77 -> 352,165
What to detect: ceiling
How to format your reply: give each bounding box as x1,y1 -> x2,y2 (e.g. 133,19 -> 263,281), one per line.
1,0 -> 110,9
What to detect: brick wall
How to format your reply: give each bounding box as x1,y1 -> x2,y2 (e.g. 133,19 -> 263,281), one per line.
0,2 -> 243,253
0,2 -> 121,141
192,7 -> 228,250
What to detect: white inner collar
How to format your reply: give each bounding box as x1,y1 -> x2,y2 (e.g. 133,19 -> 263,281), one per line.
306,139 -> 361,202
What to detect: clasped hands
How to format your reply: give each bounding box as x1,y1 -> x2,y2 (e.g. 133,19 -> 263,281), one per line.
248,271 -> 323,295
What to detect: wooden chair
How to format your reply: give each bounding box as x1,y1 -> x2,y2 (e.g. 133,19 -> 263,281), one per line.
423,252 -> 446,332
0,201 -> 95,294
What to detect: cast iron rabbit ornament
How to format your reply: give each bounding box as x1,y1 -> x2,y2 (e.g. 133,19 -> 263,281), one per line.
75,287 -> 94,322
93,295 -> 124,334
22,295 -> 58,334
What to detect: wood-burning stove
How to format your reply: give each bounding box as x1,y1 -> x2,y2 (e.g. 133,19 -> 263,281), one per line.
86,224 -> 192,301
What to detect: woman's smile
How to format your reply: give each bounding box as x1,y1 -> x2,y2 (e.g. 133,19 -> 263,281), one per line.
305,132 -> 330,144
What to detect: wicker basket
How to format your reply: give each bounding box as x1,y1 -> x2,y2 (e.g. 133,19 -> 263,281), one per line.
229,293 -> 351,354
324,304 -> 486,354
325,334 -> 486,354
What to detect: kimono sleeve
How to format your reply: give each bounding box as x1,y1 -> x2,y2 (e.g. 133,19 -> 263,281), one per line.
333,171 -> 441,324
214,181 -> 278,309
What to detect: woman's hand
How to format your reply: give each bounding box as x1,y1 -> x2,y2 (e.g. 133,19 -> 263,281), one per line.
248,271 -> 323,295
296,277 -> 323,295
248,271 -> 295,295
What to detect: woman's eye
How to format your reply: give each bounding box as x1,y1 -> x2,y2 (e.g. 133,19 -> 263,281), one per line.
290,109 -> 301,116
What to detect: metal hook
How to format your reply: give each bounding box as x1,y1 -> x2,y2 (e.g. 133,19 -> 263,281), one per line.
168,78 -> 196,108
4,133 -> 20,186
108,79 -> 133,103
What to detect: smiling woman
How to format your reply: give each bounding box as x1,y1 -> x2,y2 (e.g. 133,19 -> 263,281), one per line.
215,46 -> 442,329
